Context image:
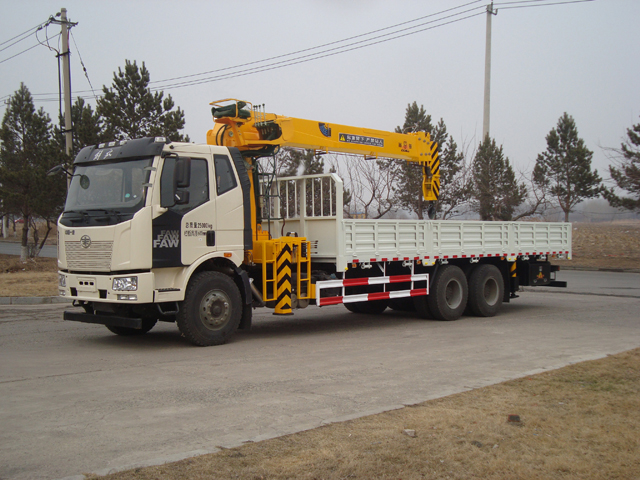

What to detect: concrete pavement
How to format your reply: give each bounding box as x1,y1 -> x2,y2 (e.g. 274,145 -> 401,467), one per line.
1,281 -> 639,480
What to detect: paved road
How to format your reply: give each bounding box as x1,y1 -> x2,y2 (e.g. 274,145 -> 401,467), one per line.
0,242 -> 57,258
527,269 -> 640,297
1,271 -> 639,480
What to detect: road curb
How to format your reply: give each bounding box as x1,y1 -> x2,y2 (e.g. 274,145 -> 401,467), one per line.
0,296 -> 71,305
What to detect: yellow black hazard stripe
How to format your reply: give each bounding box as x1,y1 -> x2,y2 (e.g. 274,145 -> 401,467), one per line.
275,243 -> 293,315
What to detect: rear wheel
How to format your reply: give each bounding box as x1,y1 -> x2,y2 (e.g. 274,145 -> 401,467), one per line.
106,318 -> 157,336
344,300 -> 388,314
427,265 -> 468,321
413,295 -> 433,319
389,297 -> 417,312
344,302 -> 363,313
357,299 -> 389,314
467,264 -> 503,317
177,271 -> 242,346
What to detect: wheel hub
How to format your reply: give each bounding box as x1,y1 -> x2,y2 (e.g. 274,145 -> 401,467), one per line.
199,290 -> 231,330
445,279 -> 463,309
483,278 -> 499,306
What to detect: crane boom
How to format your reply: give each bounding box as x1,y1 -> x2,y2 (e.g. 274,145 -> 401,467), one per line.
206,99 -> 440,201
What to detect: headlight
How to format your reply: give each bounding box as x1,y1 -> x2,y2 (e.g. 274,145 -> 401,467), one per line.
59,274 -> 66,287
112,276 -> 138,291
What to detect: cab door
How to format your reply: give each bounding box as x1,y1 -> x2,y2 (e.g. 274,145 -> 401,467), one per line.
153,155 -> 214,268
178,156 -> 216,265
212,153 -> 244,252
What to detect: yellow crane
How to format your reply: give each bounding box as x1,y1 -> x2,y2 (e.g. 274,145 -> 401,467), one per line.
205,99 -> 440,316
207,99 -> 440,197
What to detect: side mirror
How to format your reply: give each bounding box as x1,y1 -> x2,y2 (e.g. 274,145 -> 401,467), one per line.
175,157 -> 191,188
47,164 -> 72,177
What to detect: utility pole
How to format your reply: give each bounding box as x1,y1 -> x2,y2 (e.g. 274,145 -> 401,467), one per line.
60,8 -> 73,161
482,2 -> 497,141
48,9 -> 76,163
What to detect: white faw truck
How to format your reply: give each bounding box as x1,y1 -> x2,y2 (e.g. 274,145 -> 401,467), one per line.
57,100 -> 571,346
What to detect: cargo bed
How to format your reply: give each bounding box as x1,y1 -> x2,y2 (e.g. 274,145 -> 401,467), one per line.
265,173 -> 571,271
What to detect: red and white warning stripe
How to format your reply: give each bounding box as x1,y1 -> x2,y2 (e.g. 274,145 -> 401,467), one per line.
316,274 -> 429,307
349,251 -> 570,263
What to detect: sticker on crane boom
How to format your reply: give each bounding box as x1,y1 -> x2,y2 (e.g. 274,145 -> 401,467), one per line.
339,133 -> 384,148
319,123 -> 332,137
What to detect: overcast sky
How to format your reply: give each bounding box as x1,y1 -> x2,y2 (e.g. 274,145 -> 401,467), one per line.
1,0 -> 639,180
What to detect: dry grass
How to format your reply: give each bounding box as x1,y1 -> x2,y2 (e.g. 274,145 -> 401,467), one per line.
89,348 -> 640,480
554,220 -> 640,270
0,254 -> 59,296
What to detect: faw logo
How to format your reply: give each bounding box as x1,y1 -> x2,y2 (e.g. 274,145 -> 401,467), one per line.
80,235 -> 91,248
154,230 -> 180,248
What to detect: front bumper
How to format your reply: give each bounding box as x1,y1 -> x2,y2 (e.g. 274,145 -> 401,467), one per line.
64,311 -> 143,329
58,271 -> 155,304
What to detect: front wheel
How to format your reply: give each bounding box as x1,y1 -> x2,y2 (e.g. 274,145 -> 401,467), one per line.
177,271 -> 242,346
106,318 -> 157,336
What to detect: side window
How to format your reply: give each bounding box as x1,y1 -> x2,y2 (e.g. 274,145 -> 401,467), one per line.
214,155 -> 238,196
172,158 -> 209,214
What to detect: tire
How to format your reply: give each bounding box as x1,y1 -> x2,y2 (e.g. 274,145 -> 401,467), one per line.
427,265 -> 468,321
358,299 -> 389,314
467,264 -> 503,317
344,302 -> 363,313
389,297 -> 417,312
412,295 -> 433,319
177,271 -> 242,346
106,318 -> 157,336
344,300 -> 388,314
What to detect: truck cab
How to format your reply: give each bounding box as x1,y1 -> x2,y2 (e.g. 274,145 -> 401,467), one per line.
59,137 -> 254,343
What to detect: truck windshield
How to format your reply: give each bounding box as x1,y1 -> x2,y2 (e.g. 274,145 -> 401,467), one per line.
65,158 -> 153,213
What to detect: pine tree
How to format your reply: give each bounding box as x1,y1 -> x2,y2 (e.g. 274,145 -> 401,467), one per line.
535,113 -> 601,222
390,102 -> 469,219
604,116 -> 640,212
97,60 -> 189,142
55,97 -> 104,163
275,148 -> 325,176
0,83 -> 66,260
470,136 -> 527,221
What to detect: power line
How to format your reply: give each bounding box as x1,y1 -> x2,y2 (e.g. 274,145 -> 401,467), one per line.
0,22 -> 45,47
149,0 -> 486,87
0,33 -> 60,65
70,30 -> 96,98
151,11 -> 486,91
0,0 -> 597,105
11,2 -> 487,101
0,27 -> 41,53
495,0 -> 595,9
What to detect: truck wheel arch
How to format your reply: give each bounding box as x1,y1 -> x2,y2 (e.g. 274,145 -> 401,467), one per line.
184,254 -> 253,330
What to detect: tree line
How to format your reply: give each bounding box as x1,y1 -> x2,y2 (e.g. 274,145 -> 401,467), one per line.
0,60 -> 188,260
338,102 -> 640,223
1,61 -> 639,259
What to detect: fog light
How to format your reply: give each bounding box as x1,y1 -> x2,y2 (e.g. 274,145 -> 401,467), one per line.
59,289 -> 66,297
112,276 -> 138,291
117,294 -> 138,301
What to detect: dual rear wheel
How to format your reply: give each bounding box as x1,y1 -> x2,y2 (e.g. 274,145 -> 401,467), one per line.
344,264 -> 504,321
413,264 -> 503,321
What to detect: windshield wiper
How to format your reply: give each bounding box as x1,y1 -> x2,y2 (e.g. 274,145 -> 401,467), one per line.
84,209 -> 123,222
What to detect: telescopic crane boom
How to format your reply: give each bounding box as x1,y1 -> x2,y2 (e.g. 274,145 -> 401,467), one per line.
206,99 -> 441,201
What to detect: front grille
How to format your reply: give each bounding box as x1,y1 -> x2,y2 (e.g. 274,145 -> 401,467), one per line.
66,240 -> 113,271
